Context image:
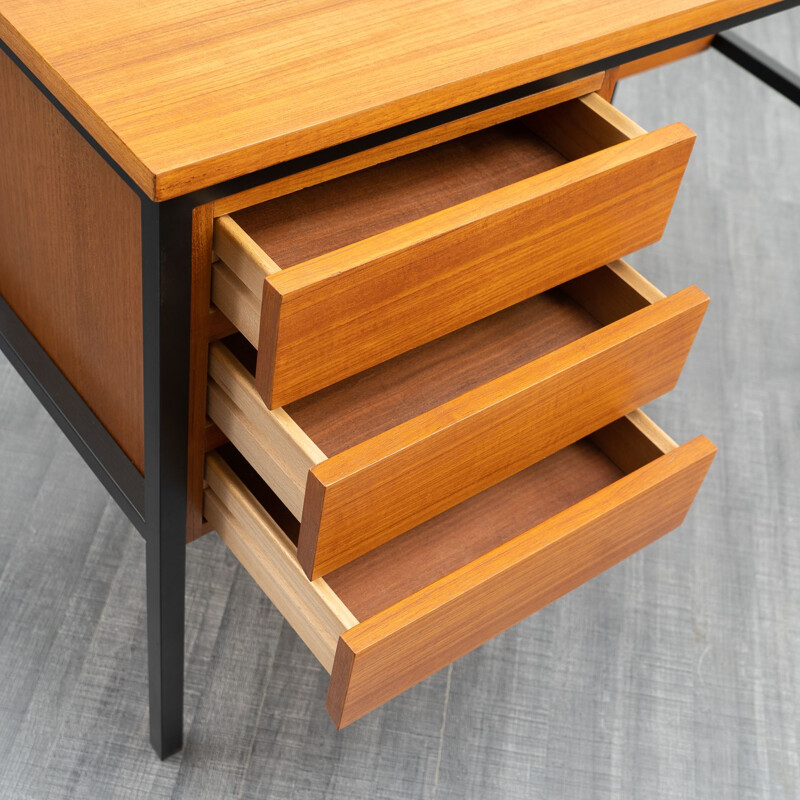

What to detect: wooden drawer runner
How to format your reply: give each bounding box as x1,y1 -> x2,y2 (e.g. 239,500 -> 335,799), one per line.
212,93 -> 695,409
206,260 -> 708,579
203,410 -> 716,728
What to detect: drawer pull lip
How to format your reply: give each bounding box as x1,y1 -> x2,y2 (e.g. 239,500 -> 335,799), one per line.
211,93 -> 695,409
326,434 -> 717,728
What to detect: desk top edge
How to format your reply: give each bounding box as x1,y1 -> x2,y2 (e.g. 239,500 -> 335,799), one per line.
0,0 -> 787,201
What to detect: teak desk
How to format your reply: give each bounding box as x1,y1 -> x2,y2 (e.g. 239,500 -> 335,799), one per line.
0,0 -> 796,759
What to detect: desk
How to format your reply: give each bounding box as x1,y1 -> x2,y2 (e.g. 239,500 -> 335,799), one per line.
0,0 -> 795,758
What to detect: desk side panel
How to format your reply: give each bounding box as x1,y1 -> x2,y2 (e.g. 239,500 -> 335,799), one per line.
0,49 -> 144,472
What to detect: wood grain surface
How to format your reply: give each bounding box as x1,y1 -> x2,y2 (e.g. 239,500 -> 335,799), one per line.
0,48 -> 144,472
202,411 -> 715,729
300,285 -> 709,578
210,261 -> 261,347
527,92 -> 647,159
287,260 -> 661,456
325,439 -> 625,620
327,434 -> 717,728
0,0 -> 777,198
561,260 -> 665,325
231,123 -> 566,268
235,113 -> 694,407
287,289 -> 599,457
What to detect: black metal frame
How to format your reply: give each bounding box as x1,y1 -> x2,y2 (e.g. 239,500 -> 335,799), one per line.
713,31 -> 800,106
0,0 -> 798,760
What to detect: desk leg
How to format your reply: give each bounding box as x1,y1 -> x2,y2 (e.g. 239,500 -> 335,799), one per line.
142,197 -> 195,759
146,529 -> 185,758
713,32 -> 800,107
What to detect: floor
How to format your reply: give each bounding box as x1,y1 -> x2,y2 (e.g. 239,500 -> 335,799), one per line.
1,12 -> 799,800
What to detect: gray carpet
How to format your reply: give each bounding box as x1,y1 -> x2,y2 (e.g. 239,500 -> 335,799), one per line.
1,11 -> 798,799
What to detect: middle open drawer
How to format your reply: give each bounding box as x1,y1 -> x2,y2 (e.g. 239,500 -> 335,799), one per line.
211,93 -> 695,409
207,260 -> 708,579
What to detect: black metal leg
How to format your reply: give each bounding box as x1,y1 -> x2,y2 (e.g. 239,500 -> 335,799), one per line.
713,31 -> 800,107
145,534 -> 185,757
141,197 -> 195,759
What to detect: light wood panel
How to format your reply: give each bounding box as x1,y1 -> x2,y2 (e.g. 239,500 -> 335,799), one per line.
203,453 -> 356,671
300,286 -> 709,578
0,48 -> 144,471
526,92 -> 647,159
223,103 -> 694,408
207,343 -> 325,517
326,434 -> 717,728
0,0 -> 776,199
211,262 -> 261,347
213,215 -> 280,291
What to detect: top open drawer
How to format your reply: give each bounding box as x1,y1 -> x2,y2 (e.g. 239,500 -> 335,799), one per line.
212,93 -> 695,409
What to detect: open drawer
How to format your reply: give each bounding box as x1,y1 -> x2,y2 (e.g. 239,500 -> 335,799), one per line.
203,410 -> 716,728
212,93 -> 696,408
207,260 -> 708,579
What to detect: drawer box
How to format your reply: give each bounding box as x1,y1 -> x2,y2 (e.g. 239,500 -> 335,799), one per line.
203,410 -> 716,728
207,260 -> 708,578
212,93 -> 695,409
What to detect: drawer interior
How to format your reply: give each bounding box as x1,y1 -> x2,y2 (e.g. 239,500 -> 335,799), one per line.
230,122 -> 567,268
226,93 -> 646,272
209,409 -> 675,622
213,260 -> 664,458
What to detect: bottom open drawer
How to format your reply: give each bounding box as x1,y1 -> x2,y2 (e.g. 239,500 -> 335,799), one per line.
203,410 -> 715,729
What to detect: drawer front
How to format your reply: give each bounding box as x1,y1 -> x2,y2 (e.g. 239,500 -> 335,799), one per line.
326,434 -> 716,728
213,94 -> 695,409
300,285 -> 708,578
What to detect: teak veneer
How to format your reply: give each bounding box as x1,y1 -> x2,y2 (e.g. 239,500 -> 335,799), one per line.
203,409 -> 716,728
207,260 -> 708,579
0,48 -> 144,471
